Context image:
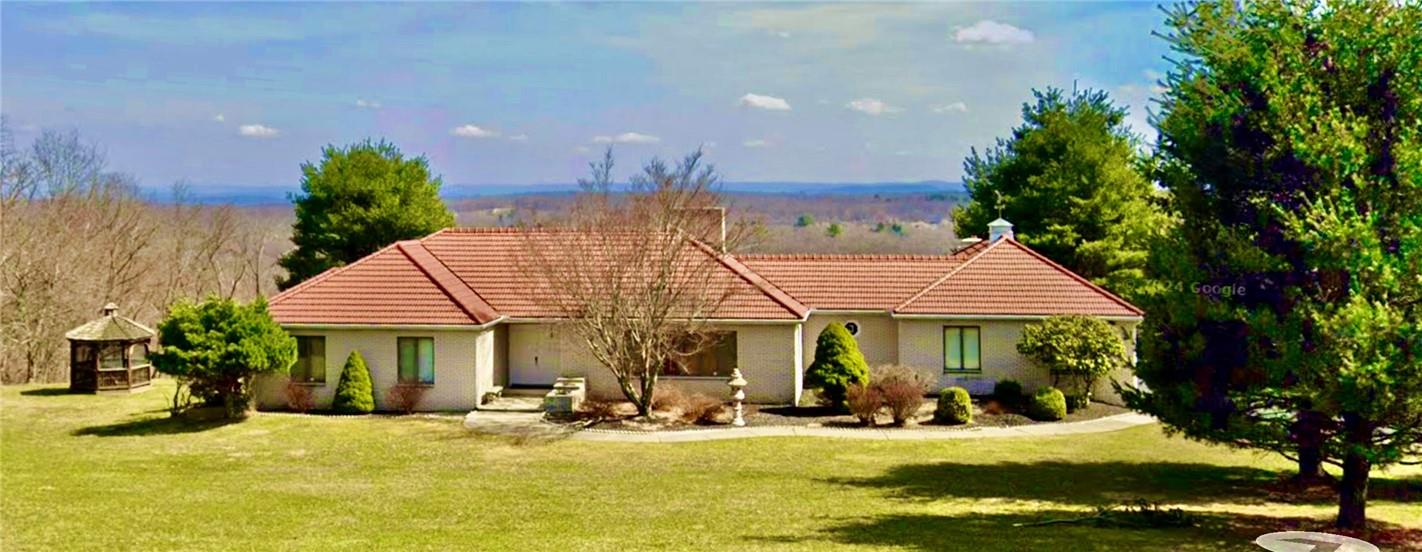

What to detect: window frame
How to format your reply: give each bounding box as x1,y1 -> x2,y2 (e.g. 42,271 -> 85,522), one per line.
290,336 -> 327,385
943,325 -> 982,374
662,331 -> 738,379
397,337 -> 436,386
843,320 -> 861,337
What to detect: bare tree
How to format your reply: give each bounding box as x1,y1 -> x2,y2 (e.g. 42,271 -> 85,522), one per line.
520,149 -> 757,416
0,123 -> 284,383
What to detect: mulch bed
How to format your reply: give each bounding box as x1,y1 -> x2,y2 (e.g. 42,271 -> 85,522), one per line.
584,399 -> 1128,432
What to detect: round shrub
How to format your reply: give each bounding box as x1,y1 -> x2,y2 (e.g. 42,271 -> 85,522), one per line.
1027,387 -> 1067,421
993,379 -> 1024,407
935,386 -> 972,425
332,350 -> 375,414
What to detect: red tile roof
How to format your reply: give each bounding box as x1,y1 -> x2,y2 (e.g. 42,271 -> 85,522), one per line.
269,228 -> 1141,326
894,238 -> 1143,317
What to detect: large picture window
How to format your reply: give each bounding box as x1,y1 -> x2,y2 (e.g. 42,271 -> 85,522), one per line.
291,336 -> 326,384
943,326 -> 981,373
663,332 -> 737,378
398,337 -> 435,385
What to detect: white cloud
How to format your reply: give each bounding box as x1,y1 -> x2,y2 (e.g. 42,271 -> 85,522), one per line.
846,98 -> 901,116
508,134 -> 529,142
355,98 -> 382,109
573,145 -> 592,154
773,30 -> 792,39
931,102 -> 968,114
953,20 -> 1034,45
738,93 -> 792,111
237,124 -> 278,138
742,139 -> 771,148
592,132 -> 660,144
212,114 -> 225,123
450,124 -> 500,138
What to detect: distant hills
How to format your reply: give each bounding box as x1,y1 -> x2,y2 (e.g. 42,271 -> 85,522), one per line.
142,180 -> 967,206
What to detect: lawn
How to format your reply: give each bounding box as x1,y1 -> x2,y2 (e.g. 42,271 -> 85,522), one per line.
2,380 -> 1418,551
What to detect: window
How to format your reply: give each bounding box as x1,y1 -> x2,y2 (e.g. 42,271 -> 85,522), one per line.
943,326 -> 981,373
128,343 -> 149,366
398,337 -> 435,385
843,321 -> 861,337
99,344 -> 124,370
663,332 -> 737,378
291,336 -> 326,384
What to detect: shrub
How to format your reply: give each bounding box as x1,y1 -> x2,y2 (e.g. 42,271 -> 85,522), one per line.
935,386 -> 972,425
993,379 -> 1024,407
1065,394 -> 1090,413
1027,387 -> 1068,421
332,351 -> 375,414
805,323 -> 870,408
1017,316 -> 1126,400
874,365 -> 929,427
651,384 -> 688,412
681,393 -> 725,425
284,380 -> 315,413
149,297 -> 297,419
385,384 -> 427,414
845,384 -> 883,426
578,397 -> 622,422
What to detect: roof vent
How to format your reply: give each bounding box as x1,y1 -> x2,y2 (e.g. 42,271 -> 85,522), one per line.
988,218 -> 1014,242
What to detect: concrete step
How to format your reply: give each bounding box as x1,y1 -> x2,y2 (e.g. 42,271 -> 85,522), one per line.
479,396 -> 545,413
502,385 -> 554,398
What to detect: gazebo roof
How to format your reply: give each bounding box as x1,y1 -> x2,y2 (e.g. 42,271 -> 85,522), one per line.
65,303 -> 156,342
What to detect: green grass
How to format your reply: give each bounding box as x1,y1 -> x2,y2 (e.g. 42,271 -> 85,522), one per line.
3,380 -> 1418,551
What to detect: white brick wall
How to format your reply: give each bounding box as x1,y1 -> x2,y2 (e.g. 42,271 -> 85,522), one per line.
256,327 -> 491,412
802,313 -> 899,370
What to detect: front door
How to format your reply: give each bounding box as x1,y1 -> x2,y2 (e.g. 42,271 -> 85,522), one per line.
510,325 -> 561,386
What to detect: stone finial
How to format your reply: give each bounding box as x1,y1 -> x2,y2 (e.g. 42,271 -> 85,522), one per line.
101,303 -> 119,316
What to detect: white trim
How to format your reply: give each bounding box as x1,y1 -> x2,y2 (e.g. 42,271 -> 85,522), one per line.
891,313 -> 1144,323
281,317 -> 506,331
502,317 -> 803,325
806,308 -> 891,315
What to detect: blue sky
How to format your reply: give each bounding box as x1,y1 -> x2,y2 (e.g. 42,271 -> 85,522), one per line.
1,2 -> 1171,188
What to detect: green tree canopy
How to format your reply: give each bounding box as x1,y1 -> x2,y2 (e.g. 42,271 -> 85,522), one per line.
150,297 -> 295,419
953,88 -> 1169,300
805,322 -> 870,408
1127,0 -> 1422,529
1017,316 -> 1126,399
277,139 -> 455,289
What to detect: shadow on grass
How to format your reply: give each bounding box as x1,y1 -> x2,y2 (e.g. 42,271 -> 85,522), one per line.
828,460 -> 1282,505
761,511 -> 1421,552
20,387 -> 75,396
73,415 -> 239,437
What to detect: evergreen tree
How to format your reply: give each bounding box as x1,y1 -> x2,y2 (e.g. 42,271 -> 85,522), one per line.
805,323 -> 869,408
953,88 -> 1169,300
1127,0 -> 1422,529
277,139 -> 454,289
150,297 -> 295,419
332,350 -> 375,414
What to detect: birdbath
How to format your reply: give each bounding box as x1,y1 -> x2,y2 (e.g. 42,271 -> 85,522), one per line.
727,368 -> 748,427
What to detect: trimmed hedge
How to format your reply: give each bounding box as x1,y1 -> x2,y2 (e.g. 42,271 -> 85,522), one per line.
1027,387 -> 1067,421
935,386 -> 973,425
993,379 -> 1024,407
333,350 -> 375,414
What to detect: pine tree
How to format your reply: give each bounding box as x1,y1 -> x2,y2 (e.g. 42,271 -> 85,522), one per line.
332,350 -> 375,414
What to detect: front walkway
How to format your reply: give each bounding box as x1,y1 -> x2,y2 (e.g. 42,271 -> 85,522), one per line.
463,410 -> 1157,444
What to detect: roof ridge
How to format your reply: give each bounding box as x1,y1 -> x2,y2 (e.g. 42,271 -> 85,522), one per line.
893,237 -> 1005,312
738,253 -> 958,261
996,238 -> 1144,316
690,238 -> 809,319
396,240 -> 502,324
269,242 -> 404,306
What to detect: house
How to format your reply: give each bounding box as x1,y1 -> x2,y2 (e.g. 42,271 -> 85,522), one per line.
259,216 -> 1142,411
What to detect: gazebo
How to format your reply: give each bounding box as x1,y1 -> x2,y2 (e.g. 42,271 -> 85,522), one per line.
65,303 -> 157,393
